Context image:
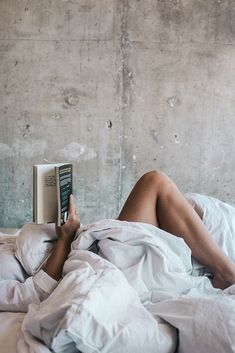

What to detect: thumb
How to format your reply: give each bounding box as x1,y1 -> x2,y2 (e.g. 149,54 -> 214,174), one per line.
68,194 -> 76,215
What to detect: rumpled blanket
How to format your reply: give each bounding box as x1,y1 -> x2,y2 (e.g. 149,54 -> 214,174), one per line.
3,193 -> 235,353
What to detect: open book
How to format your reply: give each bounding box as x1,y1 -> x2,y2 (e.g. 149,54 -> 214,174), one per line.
33,163 -> 73,226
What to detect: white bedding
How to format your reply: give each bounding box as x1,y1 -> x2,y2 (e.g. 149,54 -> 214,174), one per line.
1,193 -> 235,353
0,312 -> 25,353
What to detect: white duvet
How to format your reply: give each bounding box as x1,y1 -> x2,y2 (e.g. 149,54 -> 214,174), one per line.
1,193 -> 235,353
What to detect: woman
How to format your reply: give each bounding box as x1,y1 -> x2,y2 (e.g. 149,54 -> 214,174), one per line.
1,170 -> 235,311
46,170 -> 235,290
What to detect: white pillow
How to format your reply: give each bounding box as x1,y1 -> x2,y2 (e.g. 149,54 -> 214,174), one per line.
185,193 -> 235,261
0,239 -> 27,281
15,223 -> 57,275
23,250 -> 176,353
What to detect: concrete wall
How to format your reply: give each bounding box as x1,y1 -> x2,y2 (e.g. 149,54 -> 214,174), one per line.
0,0 -> 235,227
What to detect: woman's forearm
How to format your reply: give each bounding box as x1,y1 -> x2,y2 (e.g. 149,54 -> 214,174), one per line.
42,238 -> 73,281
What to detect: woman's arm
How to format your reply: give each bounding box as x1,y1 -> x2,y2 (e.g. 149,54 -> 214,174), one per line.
42,195 -> 80,281
0,195 -> 80,312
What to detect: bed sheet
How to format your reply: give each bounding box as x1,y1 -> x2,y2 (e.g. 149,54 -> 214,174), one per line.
1,193 -> 235,352
0,312 -> 54,353
0,312 -> 24,353
0,226 -> 177,353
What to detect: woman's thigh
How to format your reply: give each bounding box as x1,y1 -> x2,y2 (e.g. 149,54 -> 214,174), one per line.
117,171 -> 162,227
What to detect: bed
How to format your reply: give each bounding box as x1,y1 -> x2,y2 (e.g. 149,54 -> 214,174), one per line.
1,193 -> 235,353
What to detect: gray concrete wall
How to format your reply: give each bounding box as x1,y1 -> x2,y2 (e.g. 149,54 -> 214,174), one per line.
0,0 -> 235,227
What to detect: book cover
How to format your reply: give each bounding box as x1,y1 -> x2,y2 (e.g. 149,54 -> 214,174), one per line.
33,163 -> 73,226
56,164 -> 73,226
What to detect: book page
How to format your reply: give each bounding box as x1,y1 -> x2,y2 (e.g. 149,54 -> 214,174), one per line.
34,164 -> 58,224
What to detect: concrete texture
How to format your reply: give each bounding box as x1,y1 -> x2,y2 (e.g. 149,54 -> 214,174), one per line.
0,0 -> 235,227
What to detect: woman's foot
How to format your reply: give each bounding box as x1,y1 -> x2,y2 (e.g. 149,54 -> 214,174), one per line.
212,269 -> 235,290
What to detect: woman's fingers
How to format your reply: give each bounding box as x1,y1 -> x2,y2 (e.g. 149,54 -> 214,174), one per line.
68,194 -> 80,223
68,194 -> 76,215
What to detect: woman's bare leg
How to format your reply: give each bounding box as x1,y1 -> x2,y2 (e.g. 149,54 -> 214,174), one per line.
118,170 -> 235,289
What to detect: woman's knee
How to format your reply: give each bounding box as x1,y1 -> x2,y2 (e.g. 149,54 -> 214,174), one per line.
140,170 -> 171,189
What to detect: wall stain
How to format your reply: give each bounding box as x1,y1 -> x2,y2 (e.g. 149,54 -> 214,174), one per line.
157,0 -> 182,27
215,0 -> 235,43
106,120 -> 113,129
79,3 -> 96,12
122,65 -> 135,108
149,129 -> 158,143
51,112 -> 62,120
62,88 -> 94,109
0,140 -> 47,159
65,94 -> 79,107
22,123 -> 30,138
167,96 -> 178,108
173,133 -> 180,144
56,142 -> 97,161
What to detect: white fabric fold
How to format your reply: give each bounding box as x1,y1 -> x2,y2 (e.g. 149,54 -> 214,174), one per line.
15,223 -> 57,275
72,219 -> 216,303
23,250 -> 176,353
0,270 -> 58,312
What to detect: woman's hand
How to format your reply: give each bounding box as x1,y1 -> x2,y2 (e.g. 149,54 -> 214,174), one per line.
56,195 -> 80,244
43,195 -> 80,281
